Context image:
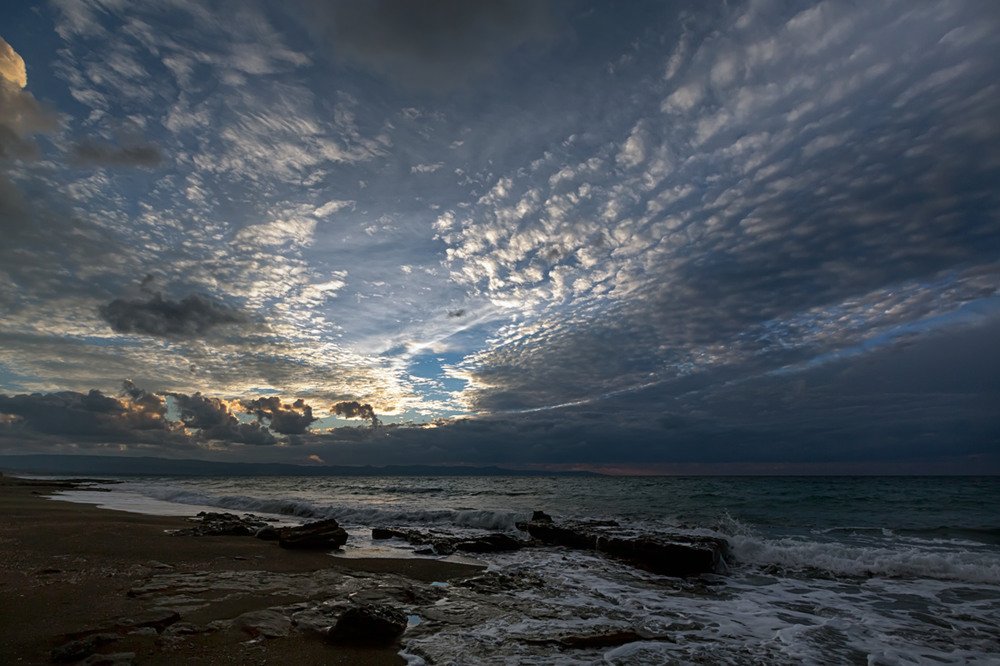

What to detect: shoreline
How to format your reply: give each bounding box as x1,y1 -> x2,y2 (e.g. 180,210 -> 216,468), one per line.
0,474 -> 484,664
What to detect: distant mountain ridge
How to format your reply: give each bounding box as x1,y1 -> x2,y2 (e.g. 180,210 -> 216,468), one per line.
0,454 -> 601,477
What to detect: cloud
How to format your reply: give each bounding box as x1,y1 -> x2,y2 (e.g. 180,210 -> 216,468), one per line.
436,0 -> 1000,412
241,396 -> 317,435
0,37 -> 27,89
99,292 -> 250,339
0,36 -> 56,160
0,387 -> 177,443
298,0 -> 558,90
70,137 -> 164,169
332,400 -> 380,427
168,391 -> 277,445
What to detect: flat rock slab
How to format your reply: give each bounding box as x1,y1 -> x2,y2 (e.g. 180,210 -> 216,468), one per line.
232,609 -> 292,638
516,519 -> 729,577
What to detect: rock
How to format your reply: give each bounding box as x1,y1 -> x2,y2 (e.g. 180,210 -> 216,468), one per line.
515,520 -> 601,550
114,609 -> 181,633
454,533 -> 522,553
173,512 -> 268,537
431,540 -> 455,556
255,526 -> 280,541
516,519 -> 728,577
372,527 -> 518,555
596,534 -> 728,577
372,527 -> 412,541
161,622 -> 204,636
530,510 -> 553,522
51,634 -> 119,663
371,527 -> 456,555
457,570 -> 545,594
291,607 -> 342,637
232,609 -> 292,638
278,518 -> 348,550
79,652 -> 135,666
327,604 -> 408,645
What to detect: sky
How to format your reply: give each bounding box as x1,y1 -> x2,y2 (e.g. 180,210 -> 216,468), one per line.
0,0 -> 998,474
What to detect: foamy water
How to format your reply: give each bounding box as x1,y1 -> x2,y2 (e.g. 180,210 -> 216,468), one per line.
52,475 -> 1000,664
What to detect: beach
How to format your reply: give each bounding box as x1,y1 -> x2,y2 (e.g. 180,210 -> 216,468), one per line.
3,473 -> 998,664
0,475 -> 484,665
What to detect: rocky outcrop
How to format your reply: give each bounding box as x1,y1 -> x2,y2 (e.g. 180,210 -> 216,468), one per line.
327,603 -> 407,644
515,518 -> 728,577
372,527 -> 522,554
278,518 -> 348,550
172,512 -> 269,537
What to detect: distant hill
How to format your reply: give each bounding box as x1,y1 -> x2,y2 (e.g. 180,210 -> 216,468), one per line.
0,454 -> 601,477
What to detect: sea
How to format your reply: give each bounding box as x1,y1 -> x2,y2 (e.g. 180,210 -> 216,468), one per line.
51,475 -> 1000,665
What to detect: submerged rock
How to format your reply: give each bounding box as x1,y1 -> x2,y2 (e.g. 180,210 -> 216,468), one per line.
327,604 -> 407,644
516,518 -> 728,577
278,518 -> 348,550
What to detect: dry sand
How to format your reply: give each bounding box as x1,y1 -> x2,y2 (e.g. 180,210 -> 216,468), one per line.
0,474 -> 485,664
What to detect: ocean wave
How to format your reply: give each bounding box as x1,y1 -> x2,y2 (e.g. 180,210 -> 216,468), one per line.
718,517 -> 1000,584
132,484 -> 526,531
380,485 -> 446,495
814,525 -> 1000,546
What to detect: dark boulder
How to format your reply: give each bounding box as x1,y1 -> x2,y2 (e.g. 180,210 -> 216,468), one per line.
327,604 -> 407,645
278,518 -> 348,550
530,510 -> 553,522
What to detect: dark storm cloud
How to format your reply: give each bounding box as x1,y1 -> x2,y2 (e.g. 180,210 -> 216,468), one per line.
298,0 -> 557,90
289,320 -> 999,472
241,396 -> 317,435
99,292 -> 249,339
0,388 -> 176,442
168,391 -> 277,446
70,137 -> 164,169
331,400 -> 380,427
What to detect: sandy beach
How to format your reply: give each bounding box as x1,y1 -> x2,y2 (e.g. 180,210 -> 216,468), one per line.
0,474 -> 485,665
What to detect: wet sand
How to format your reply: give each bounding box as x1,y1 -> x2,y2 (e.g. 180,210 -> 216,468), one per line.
0,474 -> 484,664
